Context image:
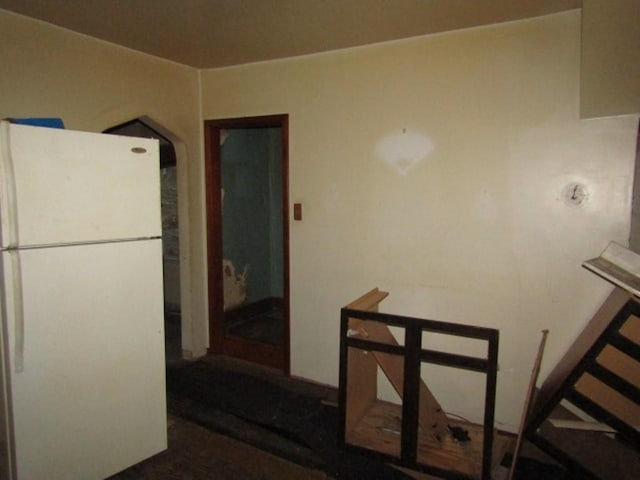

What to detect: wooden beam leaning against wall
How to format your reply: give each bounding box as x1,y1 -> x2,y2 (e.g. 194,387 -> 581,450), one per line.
343,288 -> 450,445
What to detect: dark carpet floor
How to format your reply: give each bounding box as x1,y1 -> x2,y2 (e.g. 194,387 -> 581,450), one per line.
225,304 -> 284,346
108,414 -> 329,480
158,312 -> 572,479
165,359 -> 412,479
163,358 -> 569,480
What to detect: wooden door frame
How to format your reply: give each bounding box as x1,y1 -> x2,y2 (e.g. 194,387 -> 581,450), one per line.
204,114 -> 290,374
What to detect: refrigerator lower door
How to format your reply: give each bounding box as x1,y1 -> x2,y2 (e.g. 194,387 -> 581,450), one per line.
1,239 -> 166,480
0,294 -> 12,479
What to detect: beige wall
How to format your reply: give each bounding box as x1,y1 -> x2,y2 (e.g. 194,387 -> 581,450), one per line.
201,11 -> 638,429
0,10 -> 209,358
581,0 -> 640,118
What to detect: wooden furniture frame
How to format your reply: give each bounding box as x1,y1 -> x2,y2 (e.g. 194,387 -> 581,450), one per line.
525,287 -> 640,479
337,289 -> 500,480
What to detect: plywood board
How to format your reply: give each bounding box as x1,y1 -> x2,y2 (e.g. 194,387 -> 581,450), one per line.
346,401 -> 510,480
345,347 -> 378,433
346,288 -> 389,312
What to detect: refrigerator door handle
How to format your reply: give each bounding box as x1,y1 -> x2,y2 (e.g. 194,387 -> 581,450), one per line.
0,121 -> 19,248
8,250 -> 25,373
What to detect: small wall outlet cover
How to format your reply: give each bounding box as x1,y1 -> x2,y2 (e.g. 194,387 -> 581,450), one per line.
293,203 -> 302,220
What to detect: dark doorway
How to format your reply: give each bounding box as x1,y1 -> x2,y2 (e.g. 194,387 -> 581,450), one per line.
205,115 -> 290,374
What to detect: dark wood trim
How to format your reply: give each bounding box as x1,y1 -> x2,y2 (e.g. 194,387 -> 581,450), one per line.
203,114 -> 290,375
400,322 -> 421,465
204,120 -> 224,352
221,335 -> 286,372
482,329 -> 499,478
224,297 -> 283,324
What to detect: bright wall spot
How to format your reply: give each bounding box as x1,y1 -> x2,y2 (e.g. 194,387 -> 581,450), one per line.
375,129 -> 434,175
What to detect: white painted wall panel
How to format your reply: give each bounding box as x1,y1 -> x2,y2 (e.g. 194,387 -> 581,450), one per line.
201,11 -> 638,429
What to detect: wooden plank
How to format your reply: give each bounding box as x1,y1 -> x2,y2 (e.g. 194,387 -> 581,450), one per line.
346,401 -> 509,480
548,419 -> 617,432
598,344 -> 640,386
360,319 -> 450,444
508,329 -> 549,480
346,287 -> 389,312
575,373 -> 640,427
531,287 -> 631,415
345,347 -> 378,434
620,314 -> 640,343
346,288 -> 388,335
344,288 -> 386,434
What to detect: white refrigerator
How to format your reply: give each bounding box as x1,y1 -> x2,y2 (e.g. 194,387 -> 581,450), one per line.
0,121 -> 167,479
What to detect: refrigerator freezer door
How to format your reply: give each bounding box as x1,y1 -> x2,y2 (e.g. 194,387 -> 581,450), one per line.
0,122 -> 161,249
2,240 -> 166,480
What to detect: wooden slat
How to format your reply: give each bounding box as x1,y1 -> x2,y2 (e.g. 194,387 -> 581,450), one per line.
530,287 -> 631,417
620,314 -> 640,343
597,344 -> 640,386
575,373 -> 640,428
345,347 -> 378,434
344,288 -> 449,445
345,288 -> 387,434
548,419 -> 616,432
346,287 -> 389,312
508,329 -> 549,480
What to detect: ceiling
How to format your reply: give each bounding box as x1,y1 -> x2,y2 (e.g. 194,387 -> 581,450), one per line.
0,0 -> 581,69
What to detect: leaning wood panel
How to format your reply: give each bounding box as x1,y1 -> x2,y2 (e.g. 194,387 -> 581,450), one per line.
531,287 -> 631,414
346,287 -> 389,312
525,286 -> 640,479
342,288 -> 387,438
345,347 -> 378,434
346,288 -> 389,333
344,288 -> 449,443
360,319 -> 450,443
